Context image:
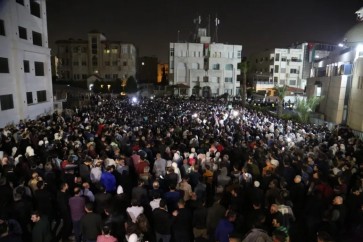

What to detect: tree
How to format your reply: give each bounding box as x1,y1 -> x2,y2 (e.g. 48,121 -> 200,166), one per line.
111,78 -> 122,93
274,85 -> 287,117
240,58 -> 249,107
125,76 -> 138,94
295,96 -> 322,123
160,66 -> 169,86
92,80 -> 102,93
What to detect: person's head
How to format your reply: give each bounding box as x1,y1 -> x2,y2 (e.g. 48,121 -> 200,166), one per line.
30,211 -> 41,223
272,229 -> 287,242
270,204 -> 279,214
226,210 -> 237,222
60,182 -> 68,191
228,232 -> 242,242
74,187 -> 81,195
82,182 -> 90,189
169,183 -> 176,191
317,231 -> 334,242
272,212 -> 284,228
102,225 -> 111,235
131,199 -> 140,207
159,199 -> 167,209
84,202 -> 94,213
332,196 -> 343,205
153,181 -> 159,189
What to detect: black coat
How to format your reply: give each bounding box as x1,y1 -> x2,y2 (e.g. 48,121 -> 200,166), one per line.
152,208 -> 172,235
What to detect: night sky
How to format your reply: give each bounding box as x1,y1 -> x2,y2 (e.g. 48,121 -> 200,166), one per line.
46,0 -> 363,62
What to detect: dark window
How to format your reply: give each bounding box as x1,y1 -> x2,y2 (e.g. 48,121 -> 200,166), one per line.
30,0 -> 41,18
0,19 -> 5,36
0,94 -> 14,110
37,90 -> 46,102
123,61 -> 127,66
34,62 -> 44,76
19,26 -> 27,39
26,92 -> 33,104
24,60 -> 30,73
0,57 -> 9,73
32,31 -> 42,46
92,56 -> 97,66
16,0 -> 24,5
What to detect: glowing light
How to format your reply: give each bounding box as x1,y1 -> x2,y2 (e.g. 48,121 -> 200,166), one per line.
192,113 -> 198,118
232,110 -> 239,117
338,43 -> 344,47
286,137 -> 292,142
132,97 -> 137,103
142,62 -> 145,66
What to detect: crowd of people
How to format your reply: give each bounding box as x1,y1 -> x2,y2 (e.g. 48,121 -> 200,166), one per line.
0,95 -> 363,242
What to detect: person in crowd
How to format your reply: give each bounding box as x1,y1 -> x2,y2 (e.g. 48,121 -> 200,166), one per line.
69,187 -> 86,242
56,182 -> 72,242
30,211 -> 52,242
96,225 -> 118,242
0,95 -> 362,242
172,199 -> 192,242
152,199 -> 172,242
215,210 -> 237,242
80,203 -> 102,242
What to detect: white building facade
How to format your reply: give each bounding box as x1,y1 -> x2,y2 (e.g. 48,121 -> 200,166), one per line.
169,28 -> 242,97
306,18 -> 363,132
0,0 -> 53,128
55,31 -> 137,85
250,47 -> 305,91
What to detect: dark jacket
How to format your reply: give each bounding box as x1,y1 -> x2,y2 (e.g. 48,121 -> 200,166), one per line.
80,212 -> 102,240
152,208 -> 172,235
32,217 -> 52,242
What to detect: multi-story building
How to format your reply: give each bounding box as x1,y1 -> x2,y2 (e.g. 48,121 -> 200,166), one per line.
249,47 -> 305,91
169,28 -> 242,97
55,30 -> 137,86
0,0 -> 53,127
306,11 -> 363,132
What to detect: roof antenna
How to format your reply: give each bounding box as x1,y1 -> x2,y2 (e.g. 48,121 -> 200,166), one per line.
214,14 -> 220,43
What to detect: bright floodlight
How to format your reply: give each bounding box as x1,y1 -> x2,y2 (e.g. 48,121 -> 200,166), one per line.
132,97 -> 137,103
192,113 -> 198,118
338,43 -> 344,47
286,137 -> 292,142
232,110 -> 239,117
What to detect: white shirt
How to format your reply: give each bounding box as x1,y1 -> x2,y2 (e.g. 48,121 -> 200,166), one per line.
150,198 -> 161,211
126,206 -> 144,223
